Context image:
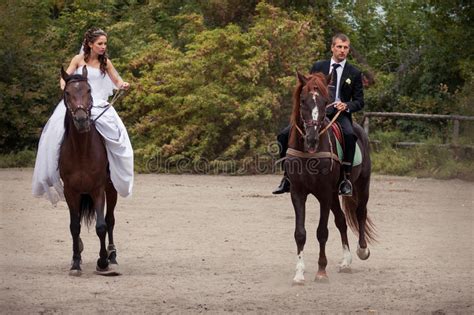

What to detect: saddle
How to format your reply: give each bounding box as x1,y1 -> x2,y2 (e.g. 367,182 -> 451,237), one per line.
330,122 -> 362,166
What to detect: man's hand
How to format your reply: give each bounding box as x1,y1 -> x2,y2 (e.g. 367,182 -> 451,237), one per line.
334,102 -> 348,111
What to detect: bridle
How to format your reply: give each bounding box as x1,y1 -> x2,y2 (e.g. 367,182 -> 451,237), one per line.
300,91 -> 324,129
63,78 -> 93,122
292,89 -> 341,170
275,77 -> 342,170
296,90 -> 342,137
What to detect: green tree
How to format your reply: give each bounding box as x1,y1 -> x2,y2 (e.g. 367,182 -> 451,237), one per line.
0,1 -> 58,152
119,2 -> 325,168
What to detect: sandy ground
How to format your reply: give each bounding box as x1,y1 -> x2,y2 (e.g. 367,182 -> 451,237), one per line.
0,169 -> 472,314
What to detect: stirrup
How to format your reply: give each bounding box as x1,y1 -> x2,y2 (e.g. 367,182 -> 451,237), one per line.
338,179 -> 353,196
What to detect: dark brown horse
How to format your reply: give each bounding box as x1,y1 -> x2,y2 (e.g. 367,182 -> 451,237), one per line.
59,66 -> 119,276
286,72 -> 375,284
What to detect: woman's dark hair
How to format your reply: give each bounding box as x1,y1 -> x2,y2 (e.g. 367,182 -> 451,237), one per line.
82,27 -> 108,75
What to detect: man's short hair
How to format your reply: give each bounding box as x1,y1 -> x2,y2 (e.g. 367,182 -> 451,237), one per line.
332,33 -> 350,45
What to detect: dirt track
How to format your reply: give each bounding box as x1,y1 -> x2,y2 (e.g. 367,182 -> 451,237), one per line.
0,169 -> 472,313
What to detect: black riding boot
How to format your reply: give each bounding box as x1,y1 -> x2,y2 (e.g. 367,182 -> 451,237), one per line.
339,131 -> 356,196
272,125 -> 291,194
273,174 -> 290,194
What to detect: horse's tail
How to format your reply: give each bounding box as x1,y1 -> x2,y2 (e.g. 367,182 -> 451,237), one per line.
342,195 -> 377,244
80,194 -> 95,227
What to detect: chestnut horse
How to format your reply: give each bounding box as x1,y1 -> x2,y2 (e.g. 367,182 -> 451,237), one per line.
286,72 -> 375,284
59,66 -> 118,276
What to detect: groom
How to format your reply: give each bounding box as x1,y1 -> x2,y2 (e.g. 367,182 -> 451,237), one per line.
273,33 -> 365,196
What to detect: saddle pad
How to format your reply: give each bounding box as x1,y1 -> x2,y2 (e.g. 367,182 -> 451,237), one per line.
335,139 -> 362,166
330,122 -> 362,166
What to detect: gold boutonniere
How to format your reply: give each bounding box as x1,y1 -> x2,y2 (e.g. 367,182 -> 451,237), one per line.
345,78 -> 351,85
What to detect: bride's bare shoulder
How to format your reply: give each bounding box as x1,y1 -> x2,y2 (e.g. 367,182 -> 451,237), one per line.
71,54 -> 85,65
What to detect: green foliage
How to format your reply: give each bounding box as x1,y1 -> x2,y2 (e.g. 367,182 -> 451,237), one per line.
121,2 -> 325,167
0,1 -> 59,152
0,0 -> 472,179
0,150 -> 36,168
371,137 -> 474,180
372,147 -> 415,175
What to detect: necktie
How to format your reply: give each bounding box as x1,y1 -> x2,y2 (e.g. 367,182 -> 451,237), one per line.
329,63 -> 341,103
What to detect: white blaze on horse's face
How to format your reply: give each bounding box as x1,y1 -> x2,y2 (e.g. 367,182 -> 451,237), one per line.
311,91 -> 320,131
311,107 -> 319,132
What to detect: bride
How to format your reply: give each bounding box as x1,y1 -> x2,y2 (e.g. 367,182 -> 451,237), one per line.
32,27 -> 134,205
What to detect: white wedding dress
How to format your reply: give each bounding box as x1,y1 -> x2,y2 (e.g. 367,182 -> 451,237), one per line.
32,65 -> 134,205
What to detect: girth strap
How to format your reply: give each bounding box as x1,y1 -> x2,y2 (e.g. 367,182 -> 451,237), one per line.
286,148 -> 341,163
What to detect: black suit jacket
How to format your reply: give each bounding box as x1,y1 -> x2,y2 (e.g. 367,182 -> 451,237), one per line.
310,60 -> 364,116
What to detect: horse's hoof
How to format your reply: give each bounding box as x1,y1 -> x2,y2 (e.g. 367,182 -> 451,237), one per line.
107,244 -> 116,256
314,273 -> 329,283
357,246 -> 370,260
97,257 -> 109,269
292,275 -> 305,285
95,265 -> 121,276
107,252 -> 118,264
337,264 -> 352,273
69,269 -> 82,277
107,245 -> 118,264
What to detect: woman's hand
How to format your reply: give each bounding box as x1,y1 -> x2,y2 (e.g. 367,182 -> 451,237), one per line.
120,82 -> 130,90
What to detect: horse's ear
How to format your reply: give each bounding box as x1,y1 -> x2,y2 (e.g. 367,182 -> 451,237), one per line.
296,71 -> 308,85
61,67 -> 69,81
81,65 -> 88,79
325,73 -> 331,85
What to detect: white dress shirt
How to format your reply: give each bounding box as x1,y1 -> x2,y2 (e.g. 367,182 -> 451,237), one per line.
329,58 -> 346,102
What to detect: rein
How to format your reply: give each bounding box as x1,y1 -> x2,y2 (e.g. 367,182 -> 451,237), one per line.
319,108 -> 342,136
92,89 -> 125,124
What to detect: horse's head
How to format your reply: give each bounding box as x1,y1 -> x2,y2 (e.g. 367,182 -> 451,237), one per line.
294,71 -> 329,153
61,66 -> 92,133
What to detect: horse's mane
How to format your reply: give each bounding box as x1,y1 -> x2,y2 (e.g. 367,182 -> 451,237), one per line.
290,72 -> 329,127
65,74 -> 88,82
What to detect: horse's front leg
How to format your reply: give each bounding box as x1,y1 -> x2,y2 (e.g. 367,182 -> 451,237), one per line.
315,199 -> 331,281
65,190 -> 82,276
93,191 -> 109,272
331,193 -> 352,272
291,191 -> 308,285
105,181 -> 118,264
